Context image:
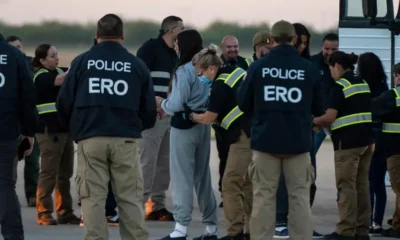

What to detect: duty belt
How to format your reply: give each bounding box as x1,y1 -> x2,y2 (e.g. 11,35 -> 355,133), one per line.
382,86 -> 400,133
216,67 -> 246,130
331,78 -> 372,131
34,68 -> 64,115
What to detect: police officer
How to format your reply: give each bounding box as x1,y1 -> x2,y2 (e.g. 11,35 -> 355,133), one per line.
236,20 -> 324,240
56,13 -> 155,240
215,35 -> 249,207
191,44 -> 252,240
245,31 -> 273,66
6,35 -> 40,208
371,62 -> 400,238
32,43 -> 79,225
313,51 -> 374,240
0,32 -> 37,239
136,15 -> 184,221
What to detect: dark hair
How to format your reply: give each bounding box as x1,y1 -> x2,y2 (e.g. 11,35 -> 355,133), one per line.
323,33 -> 339,42
168,30 -> 203,93
293,23 -> 311,60
394,62 -> 400,75
328,51 -> 358,71
160,16 -> 183,35
357,52 -> 387,85
97,13 -> 123,39
32,44 -> 52,68
6,35 -> 21,43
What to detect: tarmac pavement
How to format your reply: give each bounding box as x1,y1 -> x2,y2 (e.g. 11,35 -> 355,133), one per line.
15,140 -> 395,239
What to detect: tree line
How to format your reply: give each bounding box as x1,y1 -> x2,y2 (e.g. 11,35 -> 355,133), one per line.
0,20 -> 337,51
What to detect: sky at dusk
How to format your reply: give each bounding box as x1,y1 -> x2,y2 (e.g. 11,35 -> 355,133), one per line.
0,0 -> 340,31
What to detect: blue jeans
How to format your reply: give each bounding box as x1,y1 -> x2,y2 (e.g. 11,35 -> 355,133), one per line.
369,128 -> 387,226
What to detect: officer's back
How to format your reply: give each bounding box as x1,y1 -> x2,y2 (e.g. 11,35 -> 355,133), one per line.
0,32 -> 37,240
56,14 -> 151,240
237,21 -> 324,154
0,33 -> 37,141
57,23 -> 157,142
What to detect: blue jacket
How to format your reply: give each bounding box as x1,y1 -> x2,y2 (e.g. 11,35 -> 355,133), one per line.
0,33 -> 37,140
237,44 -> 325,154
56,41 -> 157,142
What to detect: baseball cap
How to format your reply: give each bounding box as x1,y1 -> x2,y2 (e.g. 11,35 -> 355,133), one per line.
253,31 -> 271,47
271,20 -> 296,38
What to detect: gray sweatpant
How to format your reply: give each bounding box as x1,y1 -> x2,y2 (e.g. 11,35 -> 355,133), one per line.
139,117 -> 170,212
170,124 -> 217,226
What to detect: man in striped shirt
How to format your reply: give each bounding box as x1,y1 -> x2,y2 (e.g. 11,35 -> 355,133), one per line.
136,15 -> 184,221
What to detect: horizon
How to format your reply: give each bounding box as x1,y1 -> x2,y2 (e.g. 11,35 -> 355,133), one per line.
0,0 -> 339,31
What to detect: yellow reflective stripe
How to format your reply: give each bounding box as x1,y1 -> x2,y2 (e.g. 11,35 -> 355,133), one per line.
56,68 -> 64,74
224,68 -> 246,88
220,106 -> 244,130
342,83 -> 370,98
216,73 -> 229,81
393,87 -> 400,106
331,112 -> 372,130
245,57 -> 254,66
36,103 -> 57,114
33,68 -> 49,82
335,78 -> 351,88
33,68 -> 64,82
382,123 -> 400,133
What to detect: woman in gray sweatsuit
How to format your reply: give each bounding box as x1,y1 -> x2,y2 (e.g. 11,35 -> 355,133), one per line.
156,30 -> 218,240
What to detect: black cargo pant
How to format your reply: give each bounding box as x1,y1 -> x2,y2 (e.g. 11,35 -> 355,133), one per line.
0,141 -> 24,239
214,129 -> 230,194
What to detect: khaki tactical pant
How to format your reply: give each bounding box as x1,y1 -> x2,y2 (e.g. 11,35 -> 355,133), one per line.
334,144 -> 374,236
222,131 -> 252,235
250,151 -> 314,240
387,155 -> 400,230
36,133 -> 74,217
77,137 -> 148,240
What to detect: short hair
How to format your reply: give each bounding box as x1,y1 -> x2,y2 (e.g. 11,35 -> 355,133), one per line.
6,35 -> 21,43
160,16 -> 182,34
323,33 -> 338,42
97,14 -> 123,39
273,36 -> 293,44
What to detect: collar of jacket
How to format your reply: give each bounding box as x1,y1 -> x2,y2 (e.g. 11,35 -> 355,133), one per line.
340,71 -> 357,82
220,54 -> 238,65
0,33 -> 4,41
94,41 -> 124,49
252,52 -> 258,61
158,35 -> 175,51
270,44 -> 298,55
316,51 -> 329,66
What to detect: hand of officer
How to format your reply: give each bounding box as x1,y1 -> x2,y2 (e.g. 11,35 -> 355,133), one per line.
191,113 -> 204,123
312,125 -> 320,132
155,96 -> 164,108
157,108 -> 168,119
21,136 -> 34,156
